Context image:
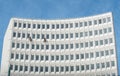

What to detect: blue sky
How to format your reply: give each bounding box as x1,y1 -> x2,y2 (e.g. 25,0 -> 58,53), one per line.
0,0 -> 120,74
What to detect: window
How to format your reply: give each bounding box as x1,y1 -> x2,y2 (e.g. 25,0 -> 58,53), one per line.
100,40 -> 103,45
94,20 -> 97,25
45,66 -> 48,72
10,65 -> 13,70
101,51 -> 104,57
65,55 -> 69,60
61,55 -> 64,60
109,38 -> 113,43
51,66 -> 54,72
85,53 -> 89,59
52,24 -> 55,29
86,65 -> 89,70
70,55 -> 74,60
108,27 -> 112,32
15,65 -> 18,71
17,43 -> 20,48
65,34 -> 68,38
70,66 -> 74,71
80,32 -> 83,37
70,44 -> 73,49
18,33 -> 21,38
14,22 -> 17,27
103,28 -> 107,34
41,44 -> 44,50
20,54 -> 24,60
99,29 -> 103,35
80,43 -> 83,48
111,61 -> 115,67
36,44 -> 39,50
65,24 -> 68,28
81,65 -> 84,71
107,17 -> 111,22
75,43 -> 79,48
81,54 -> 84,59
36,55 -> 39,60
40,55 -> 44,61
61,44 -> 64,49
30,66 -> 33,72
26,44 -> 29,49
70,33 -> 73,38
12,42 -> 15,48
32,34 -> 35,39
85,42 -> 88,47
91,64 -> 94,70
46,34 -> 49,39
65,66 -> 69,72
106,62 -> 110,68
94,30 -> 98,35
90,41 -> 93,47
76,54 -> 79,59
90,52 -> 94,58
98,19 -> 102,24
61,24 -> 64,28
89,21 -> 92,26
76,65 -> 79,71
85,32 -> 88,37
56,24 -> 59,29
61,66 -> 64,72
96,63 -> 100,69
96,52 -> 99,57
31,55 -> 34,60
51,34 -> 55,39
51,55 -> 54,61
105,50 -> 109,56
33,24 -> 36,29
110,49 -> 114,55
56,66 -> 59,72
95,41 -> 98,46
32,44 -> 35,49
37,24 -> 40,29
22,33 -> 25,38
56,55 -> 59,61
104,39 -> 108,44
56,34 -> 59,39
23,23 -> 26,28
42,24 -> 45,29
11,53 -> 14,59
25,54 -> 28,60
40,66 -> 43,72
84,22 -> 87,26
61,34 -> 64,39
13,32 -> 16,37
80,22 -> 83,27
45,55 -> 49,61
89,31 -> 93,36
19,23 -> 22,28
75,23 -> 78,28
103,18 -> 106,23
56,44 -> 59,50
46,24 -> 49,29
35,66 -> 38,72
65,44 -> 69,49
101,63 -> 105,68
28,24 -> 31,28
51,45 -> 54,50
20,65 -> 23,71
70,23 -> 73,28
21,43 -> 25,49
75,33 -> 78,38
37,34 -> 40,39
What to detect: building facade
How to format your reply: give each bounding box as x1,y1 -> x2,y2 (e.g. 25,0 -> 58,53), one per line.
0,12 -> 118,76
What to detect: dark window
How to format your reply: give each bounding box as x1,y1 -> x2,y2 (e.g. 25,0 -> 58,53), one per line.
14,22 -> 17,27
37,24 -> 40,29
13,32 -> 16,37
23,23 -> 26,28
33,24 -> 36,29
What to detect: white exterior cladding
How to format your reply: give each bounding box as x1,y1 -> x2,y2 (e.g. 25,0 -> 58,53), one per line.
0,12 -> 118,76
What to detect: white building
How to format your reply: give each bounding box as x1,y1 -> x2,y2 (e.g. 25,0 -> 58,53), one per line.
0,12 -> 118,76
